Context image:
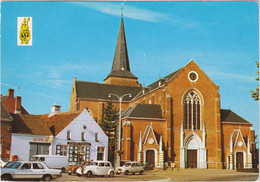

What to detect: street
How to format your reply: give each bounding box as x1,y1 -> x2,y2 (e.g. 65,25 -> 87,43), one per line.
54,169 -> 259,181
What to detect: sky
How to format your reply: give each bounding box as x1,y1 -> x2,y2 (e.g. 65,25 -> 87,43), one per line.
1,1 -> 259,137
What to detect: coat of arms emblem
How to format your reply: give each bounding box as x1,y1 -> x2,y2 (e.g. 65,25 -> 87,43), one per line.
19,18 -> 31,44
17,17 -> 32,46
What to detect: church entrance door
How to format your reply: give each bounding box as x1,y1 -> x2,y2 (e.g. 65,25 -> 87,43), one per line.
146,150 -> 155,168
187,150 -> 197,168
236,152 -> 244,169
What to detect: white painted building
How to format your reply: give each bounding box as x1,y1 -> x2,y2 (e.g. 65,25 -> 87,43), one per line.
9,107 -> 108,163
44,108 -> 108,163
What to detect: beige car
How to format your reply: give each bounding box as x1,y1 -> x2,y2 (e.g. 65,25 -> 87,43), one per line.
116,161 -> 144,175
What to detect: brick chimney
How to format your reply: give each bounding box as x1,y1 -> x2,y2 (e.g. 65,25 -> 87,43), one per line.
15,96 -> 22,114
8,89 -> 14,97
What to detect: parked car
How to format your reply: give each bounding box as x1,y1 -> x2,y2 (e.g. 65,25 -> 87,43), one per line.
67,161 -> 90,175
0,158 -> 9,167
75,162 -> 91,176
1,161 -> 62,181
78,161 -> 115,177
31,155 -> 69,172
116,161 -> 144,175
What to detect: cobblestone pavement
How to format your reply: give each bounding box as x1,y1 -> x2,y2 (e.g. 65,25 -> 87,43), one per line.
54,169 -> 259,181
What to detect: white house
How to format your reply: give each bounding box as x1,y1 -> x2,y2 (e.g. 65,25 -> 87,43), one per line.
10,106 -> 108,163
41,106 -> 108,164
10,114 -> 53,161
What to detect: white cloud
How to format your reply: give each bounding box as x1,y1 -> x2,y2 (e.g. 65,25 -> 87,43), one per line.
208,71 -> 255,83
71,2 -> 170,23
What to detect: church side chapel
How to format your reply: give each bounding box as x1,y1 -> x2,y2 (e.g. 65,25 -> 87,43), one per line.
69,14 -> 256,169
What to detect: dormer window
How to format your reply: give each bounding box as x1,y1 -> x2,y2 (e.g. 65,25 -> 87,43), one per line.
67,130 -> 71,140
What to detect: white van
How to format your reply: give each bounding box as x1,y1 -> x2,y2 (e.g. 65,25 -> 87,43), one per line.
31,155 -> 69,172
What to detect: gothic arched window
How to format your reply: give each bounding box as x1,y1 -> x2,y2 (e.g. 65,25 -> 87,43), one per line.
183,90 -> 201,130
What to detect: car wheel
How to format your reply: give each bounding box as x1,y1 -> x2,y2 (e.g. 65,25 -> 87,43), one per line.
1,174 -> 13,181
77,173 -> 81,177
86,171 -> 92,178
139,170 -> 143,175
68,172 -> 71,175
61,167 -> 66,173
42,174 -> 52,181
124,170 -> 129,175
109,171 -> 114,177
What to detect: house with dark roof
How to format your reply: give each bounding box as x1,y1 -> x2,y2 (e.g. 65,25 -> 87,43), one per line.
69,15 -> 256,169
1,89 -> 28,159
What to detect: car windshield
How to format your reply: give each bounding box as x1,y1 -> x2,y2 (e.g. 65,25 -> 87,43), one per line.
84,162 -> 90,166
75,162 -> 82,166
124,163 -> 132,167
9,162 -> 22,169
3,162 -> 16,168
31,157 -> 38,161
90,162 -> 98,166
1,158 -> 8,162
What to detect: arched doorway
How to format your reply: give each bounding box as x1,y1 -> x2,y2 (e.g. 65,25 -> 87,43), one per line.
181,132 -> 207,169
146,150 -> 155,168
236,152 -> 244,169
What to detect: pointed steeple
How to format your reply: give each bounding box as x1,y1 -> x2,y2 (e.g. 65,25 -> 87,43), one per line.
111,17 -> 132,74
104,15 -> 141,87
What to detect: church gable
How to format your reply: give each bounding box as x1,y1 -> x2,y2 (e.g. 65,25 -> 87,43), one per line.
142,125 -> 159,146
231,129 -> 247,149
166,60 -> 219,90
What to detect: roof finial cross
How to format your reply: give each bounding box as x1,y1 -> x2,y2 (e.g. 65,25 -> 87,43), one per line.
121,3 -> 124,17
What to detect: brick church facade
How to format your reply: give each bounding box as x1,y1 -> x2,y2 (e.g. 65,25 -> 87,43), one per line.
69,16 -> 256,169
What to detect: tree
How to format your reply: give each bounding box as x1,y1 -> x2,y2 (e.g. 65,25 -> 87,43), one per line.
251,61 -> 259,100
100,101 -> 118,165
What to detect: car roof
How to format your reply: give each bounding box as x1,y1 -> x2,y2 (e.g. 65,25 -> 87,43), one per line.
125,161 -> 139,163
92,161 -> 111,163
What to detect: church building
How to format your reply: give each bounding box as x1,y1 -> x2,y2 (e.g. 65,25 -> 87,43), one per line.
69,15 -> 256,169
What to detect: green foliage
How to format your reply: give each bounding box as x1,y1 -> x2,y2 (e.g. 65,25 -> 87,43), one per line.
100,101 -> 118,165
251,61 -> 259,101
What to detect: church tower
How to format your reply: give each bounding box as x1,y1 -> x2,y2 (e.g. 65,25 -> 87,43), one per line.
104,15 -> 141,87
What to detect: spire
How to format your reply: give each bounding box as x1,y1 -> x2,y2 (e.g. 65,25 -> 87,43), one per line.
112,16 -> 130,73
106,15 -> 138,79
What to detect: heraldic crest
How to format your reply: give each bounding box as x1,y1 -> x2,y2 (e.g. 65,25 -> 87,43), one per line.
19,18 -> 31,44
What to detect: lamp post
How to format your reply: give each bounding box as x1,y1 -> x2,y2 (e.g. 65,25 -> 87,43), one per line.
109,93 -> 131,168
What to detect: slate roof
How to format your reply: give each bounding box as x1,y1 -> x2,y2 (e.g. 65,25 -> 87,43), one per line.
41,112 -> 81,136
122,104 -> 163,119
75,81 -> 142,101
1,103 -> 13,122
146,68 -> 182,92
106,17 -> 138,80
11,114 -> 52,135
220,109 -> 250,124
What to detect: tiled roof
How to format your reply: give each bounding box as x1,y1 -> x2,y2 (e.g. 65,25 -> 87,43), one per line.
122,104 -> 163,119
41,112 -> 81,136
11,114 -> 52,135
1,104 -> 13,122
220,109 -> 250,124
75,81 -> 142,101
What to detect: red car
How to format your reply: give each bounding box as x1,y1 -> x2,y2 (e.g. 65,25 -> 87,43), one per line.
67,161 -> 90,175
